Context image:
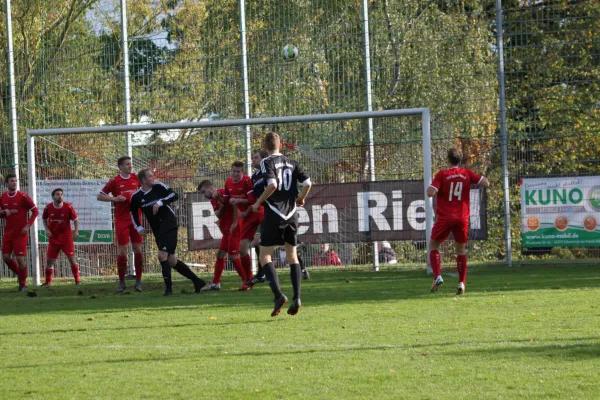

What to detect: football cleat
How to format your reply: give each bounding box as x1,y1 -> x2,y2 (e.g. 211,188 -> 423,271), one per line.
245,274 -> 266,286
287,298 -> 301,316
164,288 -> 173,296
238,284 -> 253,291
18,286 -> 27,293
41,283 -> 50,287
200,282 -> 221,291
456,282 -> 465,295
271,295 -> 289,317
134,280 -> 143,292
116,281 -> 127,293
301,269 -> 310,280
75,281 -> 81,286
431,275 -> 444,292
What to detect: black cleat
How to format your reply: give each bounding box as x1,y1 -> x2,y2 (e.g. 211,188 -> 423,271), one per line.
287,298 -> 301,316
194,278 -> 207,293
271,295 -> 289,317
301,269 -> 310,280
164,288 -> 173,296
245,274 -> 266,286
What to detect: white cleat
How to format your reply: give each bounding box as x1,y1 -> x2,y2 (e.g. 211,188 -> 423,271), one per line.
200,282 -> 221,291
456,282 -> 465,295
431,275 -> 444,292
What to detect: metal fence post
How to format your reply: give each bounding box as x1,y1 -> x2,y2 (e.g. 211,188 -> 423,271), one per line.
495,0 -> 513,266
361,0 -> 379,271
5,0 -> 20,188
27,134 -> 41,286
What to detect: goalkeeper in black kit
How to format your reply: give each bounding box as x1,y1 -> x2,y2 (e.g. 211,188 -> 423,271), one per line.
130,169 -> 206,295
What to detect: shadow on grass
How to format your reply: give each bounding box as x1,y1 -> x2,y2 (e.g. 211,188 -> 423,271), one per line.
0,264 -> 598,317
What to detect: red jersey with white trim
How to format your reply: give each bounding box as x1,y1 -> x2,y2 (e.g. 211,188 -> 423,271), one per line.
224,175 -> 255,213
211,188 -> 235,234
100,173 -> 140,222
42,202 -> 77,238
430,167 -> 483,220
0,191 -> 38,233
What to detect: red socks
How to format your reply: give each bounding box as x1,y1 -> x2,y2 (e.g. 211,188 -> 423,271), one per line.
134,252 -> 144,281
6,258 -> 19,275
457,255 -> 467,284
213,258 -> 226,284
71,264 -> 81,283
45,268 -> 54,285
117,255 -> 127,281
231,257 -> 247,282
241,254 -> 252,281
430,250 -> 441,279
18,267 -> 28,288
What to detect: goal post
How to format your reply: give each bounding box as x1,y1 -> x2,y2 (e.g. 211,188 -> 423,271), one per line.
27,108 -> 433,286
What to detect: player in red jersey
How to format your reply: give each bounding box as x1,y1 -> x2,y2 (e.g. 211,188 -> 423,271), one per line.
0,173 -> 38,292
41,188 -> 80,286
427,148 -> 489,295
197,179 -> 248,291
97,156 -> 145,293
226,161 -> 264,288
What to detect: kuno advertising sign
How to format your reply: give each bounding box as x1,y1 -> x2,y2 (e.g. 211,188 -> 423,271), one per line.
521,177 -> 600,247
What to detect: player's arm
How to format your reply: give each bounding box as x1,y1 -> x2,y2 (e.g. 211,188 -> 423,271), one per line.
469,170 -> 490,189
97,180 -> 126,203
153,182 -> 179,215
23,195 -> 39,234
73,218 -> 80,238
130,194 -> 145,235
427,171 -> 443,198
42,206 -> 51,238
230,206 -> 239,234
295,162 -> 312,207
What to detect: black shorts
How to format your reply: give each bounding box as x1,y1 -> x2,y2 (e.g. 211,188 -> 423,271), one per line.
155,228 -> 178,255
260,209 -> 298,247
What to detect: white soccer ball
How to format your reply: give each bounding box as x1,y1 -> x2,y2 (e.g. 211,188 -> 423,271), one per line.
281,44 -> 298,61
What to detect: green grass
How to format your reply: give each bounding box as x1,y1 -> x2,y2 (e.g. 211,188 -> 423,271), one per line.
0,264 -> 599,399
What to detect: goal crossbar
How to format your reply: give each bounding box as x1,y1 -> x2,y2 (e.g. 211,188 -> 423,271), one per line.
26,108 -> 433,285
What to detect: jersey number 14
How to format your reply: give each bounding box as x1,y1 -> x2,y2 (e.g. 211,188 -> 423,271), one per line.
449,182 -> 463,201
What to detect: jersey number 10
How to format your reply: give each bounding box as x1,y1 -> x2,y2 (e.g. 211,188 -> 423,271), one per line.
449,182 -> 463,201
277,168 -> 293,191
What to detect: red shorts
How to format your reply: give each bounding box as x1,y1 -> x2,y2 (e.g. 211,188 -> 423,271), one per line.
431,217 -> 469,244
47,237 -> 75,259
219,225 -> 241,255
116,221 -> 143,246
1,232 -> 28,256
240,209 -> 264,241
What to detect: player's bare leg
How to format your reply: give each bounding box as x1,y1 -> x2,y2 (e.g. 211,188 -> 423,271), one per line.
67,255 -> 81,285
455,242 -> 467,295
260,245 -> 288,317
285,243 -> 302,316
429,240 -> 444,292
15,255 -> 28,292
116,245 -> 129,292
132,242 -> 144,291
42,259 -> 56,287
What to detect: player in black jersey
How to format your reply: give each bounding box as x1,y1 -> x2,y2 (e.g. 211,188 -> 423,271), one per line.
251,133 -> 312,316
130,169 -> 206,295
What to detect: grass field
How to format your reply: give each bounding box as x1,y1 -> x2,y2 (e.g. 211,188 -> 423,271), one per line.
0,264 -> 598,399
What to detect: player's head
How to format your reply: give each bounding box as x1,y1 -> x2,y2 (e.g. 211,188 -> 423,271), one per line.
320,243 -> 330,252
230,161 -> 244,182
51,188 -> 64,203
197,180 -> 214,199
137,168 -> 154,187
117,156 -> 133,175
252,149 -> 268,169
263,132 -> 281,154
447,148 -> 463,167
4,173 -> 17,191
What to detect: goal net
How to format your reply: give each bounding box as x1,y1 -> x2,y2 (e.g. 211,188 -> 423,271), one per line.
24,109 -> 447,285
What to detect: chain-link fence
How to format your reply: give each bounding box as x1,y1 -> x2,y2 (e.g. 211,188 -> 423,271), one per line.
1,0 -> 599,280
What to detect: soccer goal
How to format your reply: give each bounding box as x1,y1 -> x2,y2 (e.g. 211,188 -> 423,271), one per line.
26,109 -> 433,286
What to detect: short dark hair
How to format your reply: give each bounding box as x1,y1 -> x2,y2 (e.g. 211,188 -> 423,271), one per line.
263,132 -> 281,152
5,173 -> 17,183
117,156 -> 132,167
197,180 -> 213,191
137,168 -> 151,184
447,148 -> 463,166
231,161 -> 244,169
254,149 -> 268,159
51,188 -> 63,197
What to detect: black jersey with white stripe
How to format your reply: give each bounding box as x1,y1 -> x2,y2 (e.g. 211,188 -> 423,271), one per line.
251,169 -> 265,199
130,182 -> 179,235
260,153 -> 310,220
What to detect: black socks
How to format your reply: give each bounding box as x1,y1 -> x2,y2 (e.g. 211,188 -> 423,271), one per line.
262,262 -> 282,299
290,263 -> 302,300
160,260 -> 172,290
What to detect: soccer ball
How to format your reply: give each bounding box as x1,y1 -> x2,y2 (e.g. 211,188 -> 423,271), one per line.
281,44 -> 298,61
